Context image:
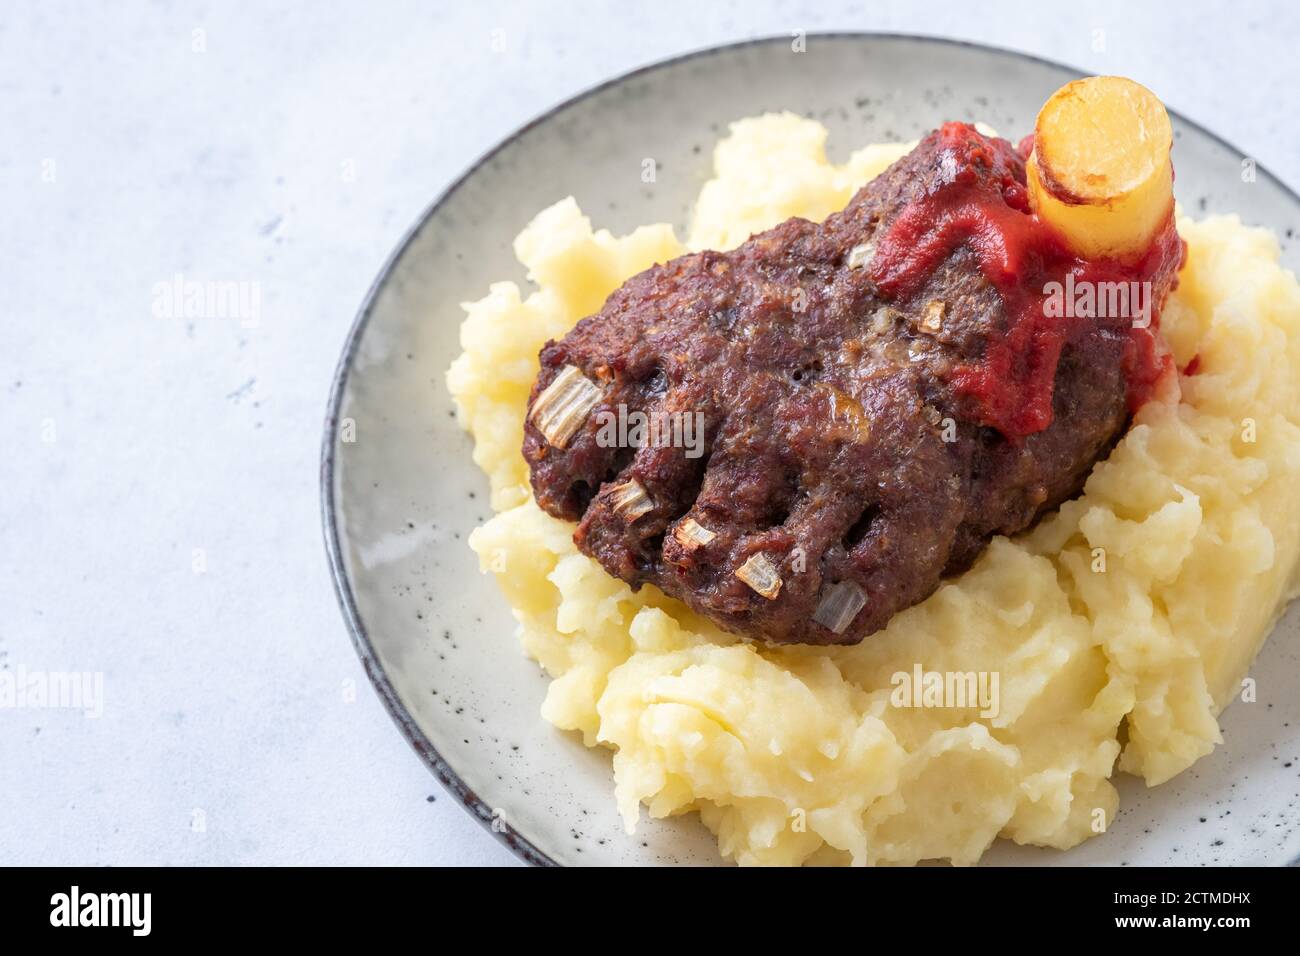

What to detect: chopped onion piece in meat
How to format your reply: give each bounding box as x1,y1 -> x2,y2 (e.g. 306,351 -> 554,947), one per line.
673,518 -> 717,550
812,580 -> 867,635
847,240 -> 876,270
528,365 -> 602,449
609,478 -> 653,522
922,299 -> 945,333
735,552 -> 782,599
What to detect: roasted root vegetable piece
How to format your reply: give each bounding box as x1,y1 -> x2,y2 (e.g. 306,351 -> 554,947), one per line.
1027,75 -> 1174,260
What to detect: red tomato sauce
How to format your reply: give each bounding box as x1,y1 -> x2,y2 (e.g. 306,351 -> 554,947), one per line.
868,122 -> 1186,440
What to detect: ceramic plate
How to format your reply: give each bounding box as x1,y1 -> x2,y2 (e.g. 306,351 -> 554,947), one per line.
322,33 -> 1300,866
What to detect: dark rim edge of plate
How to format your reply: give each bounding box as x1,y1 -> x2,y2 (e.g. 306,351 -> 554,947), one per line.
319,30 -> 1300,869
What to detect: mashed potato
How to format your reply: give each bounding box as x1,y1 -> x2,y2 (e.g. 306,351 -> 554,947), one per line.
446,113 -> 1300,866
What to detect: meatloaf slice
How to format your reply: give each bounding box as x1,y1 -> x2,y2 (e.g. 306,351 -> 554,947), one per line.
522,123 -> 1181,645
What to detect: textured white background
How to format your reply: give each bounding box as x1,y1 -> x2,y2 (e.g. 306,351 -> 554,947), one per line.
2,1 -> 1296,866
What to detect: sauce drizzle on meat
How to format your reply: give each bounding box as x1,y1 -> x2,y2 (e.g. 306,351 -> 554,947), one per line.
869,123 -> 1184,439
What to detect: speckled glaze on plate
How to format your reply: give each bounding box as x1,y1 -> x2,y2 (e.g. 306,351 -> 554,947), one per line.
322,33 -> 1300,867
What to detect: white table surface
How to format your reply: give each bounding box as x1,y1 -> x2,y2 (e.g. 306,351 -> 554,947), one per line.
2,0 -> 1296,866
